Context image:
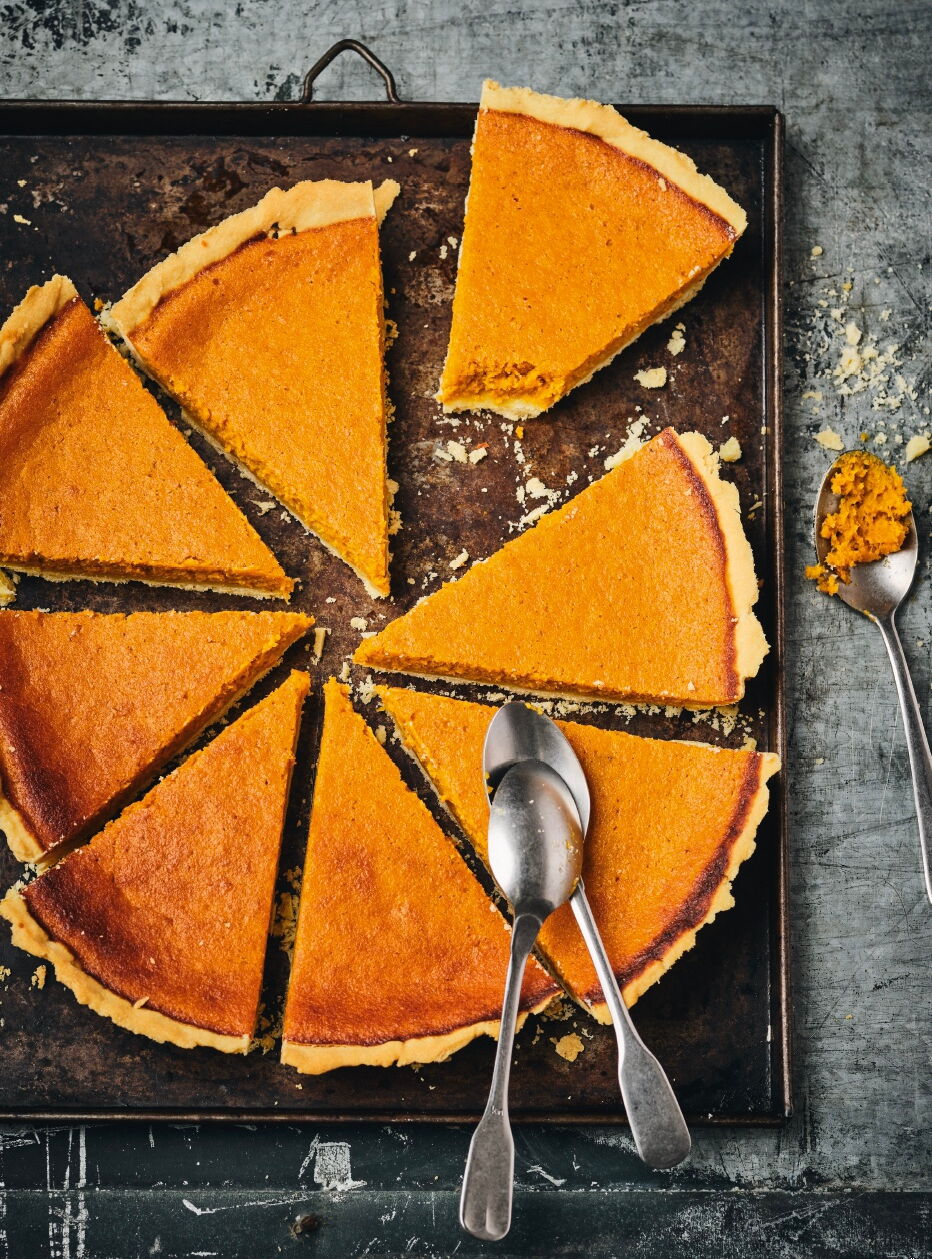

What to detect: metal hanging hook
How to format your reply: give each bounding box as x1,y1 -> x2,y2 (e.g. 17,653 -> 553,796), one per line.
301,39 -> 401,104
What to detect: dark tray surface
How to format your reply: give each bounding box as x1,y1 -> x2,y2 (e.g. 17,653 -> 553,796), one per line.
0,110 -> 786,1123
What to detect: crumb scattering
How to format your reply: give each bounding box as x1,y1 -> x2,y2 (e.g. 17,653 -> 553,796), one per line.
667,323 -> 686,356
634,366 -> 667,389
814,429 -> 845,451
553,1033 -> 585,1062
905,435 -> 930,463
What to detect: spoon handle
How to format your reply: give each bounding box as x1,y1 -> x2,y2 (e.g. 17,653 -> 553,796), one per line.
876,613 -> 932,904
570,883 -> 691,1169
460,912 -> 540,1241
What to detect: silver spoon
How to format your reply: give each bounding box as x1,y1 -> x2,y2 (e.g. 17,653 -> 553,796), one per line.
484,702 -> 692,1170
460,759 -> 582,1242
815,454 -> 932,903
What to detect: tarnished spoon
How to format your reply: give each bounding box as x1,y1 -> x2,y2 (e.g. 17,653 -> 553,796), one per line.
460,759 -> 582,1242
484,702 -> 691,1170
815,454 -> 932,904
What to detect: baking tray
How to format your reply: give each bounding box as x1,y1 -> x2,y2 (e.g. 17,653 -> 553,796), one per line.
0,41 -> 788,1124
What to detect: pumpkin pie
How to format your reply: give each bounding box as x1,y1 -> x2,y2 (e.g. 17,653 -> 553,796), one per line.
356,428 -> 768,707
0,276 -> 291,598
281,680 -> 557,1074
0,608 -> 312,863
105,179 -> 400,598
378,686 -> 780,1016
438,82 -> 747,418
0,671 -> 309,1052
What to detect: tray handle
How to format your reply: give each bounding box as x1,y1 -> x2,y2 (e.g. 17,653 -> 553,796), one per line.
301,39 -> 401,104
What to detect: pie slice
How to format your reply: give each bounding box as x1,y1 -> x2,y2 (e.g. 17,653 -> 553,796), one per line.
0,671 -> 309,1052
0,608 -> 312,863
105,179 -> 400,598
378,686 -> 780,1017
356,428 -> 768,707
0,276 -> 291,598
281,680 -> 557,1074
438,81 -> 747,418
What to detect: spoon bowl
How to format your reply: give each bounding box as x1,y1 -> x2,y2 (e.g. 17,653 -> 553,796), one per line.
487,760 -> 583,918
814,450 -> 918,619
813,452 -> 932,904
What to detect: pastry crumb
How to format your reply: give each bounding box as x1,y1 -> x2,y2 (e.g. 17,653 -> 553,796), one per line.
525,477 -> 549,500
667,323 -> 686,356
447,440 -> 468,463
350,617 -> 368,632
30,965 -> 47,990
719,436 -> 742,462
811,245 -> 823,257
553,1033 -> 584,1062
408,250 -> 417,262
339,660 -> 351,683
449,550 -> 469,571
13,214 -> 30,225
905,434 -> 930,463
252,499 -> 276,515
311,627 -> 329,662
468,446 -> 488,464
814,428 -> 845,451
634,366 -> 667,389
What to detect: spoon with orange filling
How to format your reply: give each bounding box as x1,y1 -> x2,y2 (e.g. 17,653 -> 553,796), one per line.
809,449 -> 931,904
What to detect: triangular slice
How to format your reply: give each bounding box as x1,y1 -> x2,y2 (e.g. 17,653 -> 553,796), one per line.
0,276 -> 291,598
105,179 -> 400,598
281,680 -> 557,1074
438,82 -> 747,418
357,428 -> 768,707
0,608 -> 312,863
0,671 -> 309,1052
378,686 -> 780,1017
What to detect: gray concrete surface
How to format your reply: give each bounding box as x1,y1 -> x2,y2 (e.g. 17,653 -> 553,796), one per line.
1,1 -> 930,1254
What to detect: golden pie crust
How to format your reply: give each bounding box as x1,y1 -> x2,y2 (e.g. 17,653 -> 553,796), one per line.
377,685 -> 780,1017
356,428 -> 768,707
437,82 -> 747,419
105,180 -> 400,599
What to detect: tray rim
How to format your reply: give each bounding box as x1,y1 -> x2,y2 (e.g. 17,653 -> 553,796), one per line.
0,92 -> 789,1128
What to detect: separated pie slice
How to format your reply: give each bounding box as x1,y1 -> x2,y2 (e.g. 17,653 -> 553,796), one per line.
0,276 -> 291,598
0,609 -> 312,863
105,179 -> 400,598
0,671 -> 309,1052
281,680 -> 557,1074
438,81 -> 747,418
356,428 -> 768,708
378,686 -> 780,1018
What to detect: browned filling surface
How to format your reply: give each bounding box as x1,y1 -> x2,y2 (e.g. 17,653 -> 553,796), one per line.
0,610 -> 310,855
21,673 -> 308,1038
440,109 -> 736,407
131,221 -> 391,594
283,682 -> 556,1049
376,687 -> 774,1009
357,429 -> 740,707
0,298 -> 289,594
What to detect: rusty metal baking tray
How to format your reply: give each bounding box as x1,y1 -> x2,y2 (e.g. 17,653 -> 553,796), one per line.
0,41 -> 788,1125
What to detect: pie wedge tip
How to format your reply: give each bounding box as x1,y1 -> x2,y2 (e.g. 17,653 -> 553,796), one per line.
281,679 -> 556,1074
356,427 -> 768,708
105,179 -> 399,600
0,277 -> 292,600
437,82 -> 747,419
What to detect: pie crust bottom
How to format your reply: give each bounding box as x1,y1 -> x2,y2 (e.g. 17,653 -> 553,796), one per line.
0,889 -> 249,1052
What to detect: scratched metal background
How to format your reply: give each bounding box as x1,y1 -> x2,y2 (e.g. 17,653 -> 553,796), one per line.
0,1 -> 930,1256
